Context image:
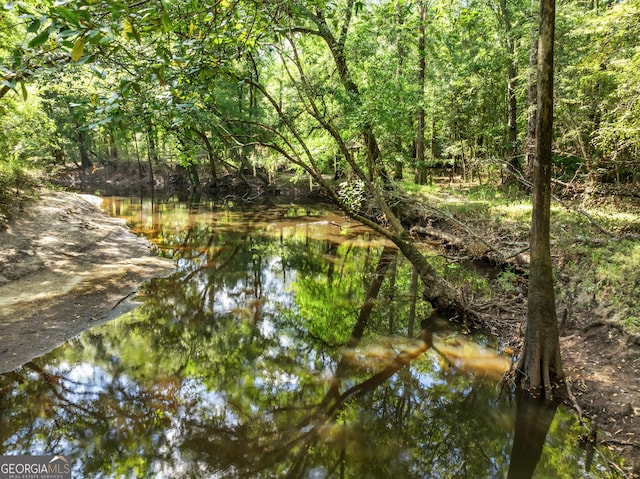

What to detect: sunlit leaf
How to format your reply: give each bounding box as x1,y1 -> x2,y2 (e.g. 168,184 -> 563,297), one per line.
123,18 -> 141,44
122,17 -> 133,40
71,36 -> 85,62
161,10 -> 171,32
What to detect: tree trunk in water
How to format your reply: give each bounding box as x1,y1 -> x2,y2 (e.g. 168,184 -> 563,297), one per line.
348,200 -> 477,325
347,245 -> 398,346
408,267 -> 419,337
517,0 -> 564,399
393,235 -> 468,322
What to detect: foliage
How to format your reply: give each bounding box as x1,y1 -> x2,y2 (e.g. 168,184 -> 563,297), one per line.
0,0 -> 638,199
337,179 -> 366,212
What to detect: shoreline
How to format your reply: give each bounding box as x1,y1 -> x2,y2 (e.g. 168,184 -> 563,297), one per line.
0,191 -> 175,374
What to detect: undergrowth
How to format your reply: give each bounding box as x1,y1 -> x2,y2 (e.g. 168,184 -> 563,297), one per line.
0,160 -> 44,228
406,178 -> 640,335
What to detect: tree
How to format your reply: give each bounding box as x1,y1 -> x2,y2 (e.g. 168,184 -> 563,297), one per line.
227,0 -> 486,323
496,0 -> 521,181
414,0 -> 428,185
516,0 -> 564,398
524,4 -> 538,183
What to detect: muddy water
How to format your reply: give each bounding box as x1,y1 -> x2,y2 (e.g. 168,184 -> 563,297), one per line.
0,197 -> 625,478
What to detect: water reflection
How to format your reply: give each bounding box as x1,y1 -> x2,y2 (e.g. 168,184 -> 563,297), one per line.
0,197 -> 624,478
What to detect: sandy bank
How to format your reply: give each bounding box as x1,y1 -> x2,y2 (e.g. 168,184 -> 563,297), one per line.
0,191 -> 175,374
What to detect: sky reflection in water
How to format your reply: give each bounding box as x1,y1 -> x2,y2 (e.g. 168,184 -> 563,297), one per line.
0,197 -> 623,478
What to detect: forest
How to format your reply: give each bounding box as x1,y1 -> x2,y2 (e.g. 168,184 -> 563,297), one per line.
3,0 -> 640,197
1,0 -> 640,476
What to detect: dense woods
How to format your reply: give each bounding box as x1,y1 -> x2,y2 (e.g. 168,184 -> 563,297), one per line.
2,0 -> 640,195
2,0 -> 640,401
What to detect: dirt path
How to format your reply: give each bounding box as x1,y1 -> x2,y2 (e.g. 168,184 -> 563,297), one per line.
0,192 -> 175,374
560,317 -> 640,475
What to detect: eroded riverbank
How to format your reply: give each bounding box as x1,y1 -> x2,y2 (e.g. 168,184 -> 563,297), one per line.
0,191 -> 174,373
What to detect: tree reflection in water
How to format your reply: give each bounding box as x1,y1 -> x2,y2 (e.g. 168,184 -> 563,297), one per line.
507,389 -> 560,479
0,198 -> 625,478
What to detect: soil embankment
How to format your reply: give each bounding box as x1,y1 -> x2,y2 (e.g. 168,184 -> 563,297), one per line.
0,191 -> 175,374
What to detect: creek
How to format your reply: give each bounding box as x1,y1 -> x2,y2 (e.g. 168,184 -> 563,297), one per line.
0,196 -> 624,478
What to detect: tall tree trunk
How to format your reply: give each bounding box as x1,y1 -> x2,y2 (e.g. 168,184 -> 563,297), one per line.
506,40 -> 519,175
393,2 -> 407,181
517,0 -> 564,399
77,128 -> 93,169
193,128 -> 218,185
415,1 -> 428,185
146,122 -> 158,188
69,104 -> 92,170
134,132 -> 143,180
499,0 -> 520,183
108,129 -> 120,163
525,13 -> 539,184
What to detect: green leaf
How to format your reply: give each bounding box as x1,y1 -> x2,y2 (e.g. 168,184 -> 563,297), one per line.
71,36 -> 85,62
55,6 -> 80,26
74,53 -> 95,65
122,17 -> 141,44
19,80 -> 27,100
0,79 -> 16,90
161,10 -> 171,32
27,18 -> 41,33
28,28 -> 50,48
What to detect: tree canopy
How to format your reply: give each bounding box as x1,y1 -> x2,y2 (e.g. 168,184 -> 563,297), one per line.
2,0 -> 638,189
